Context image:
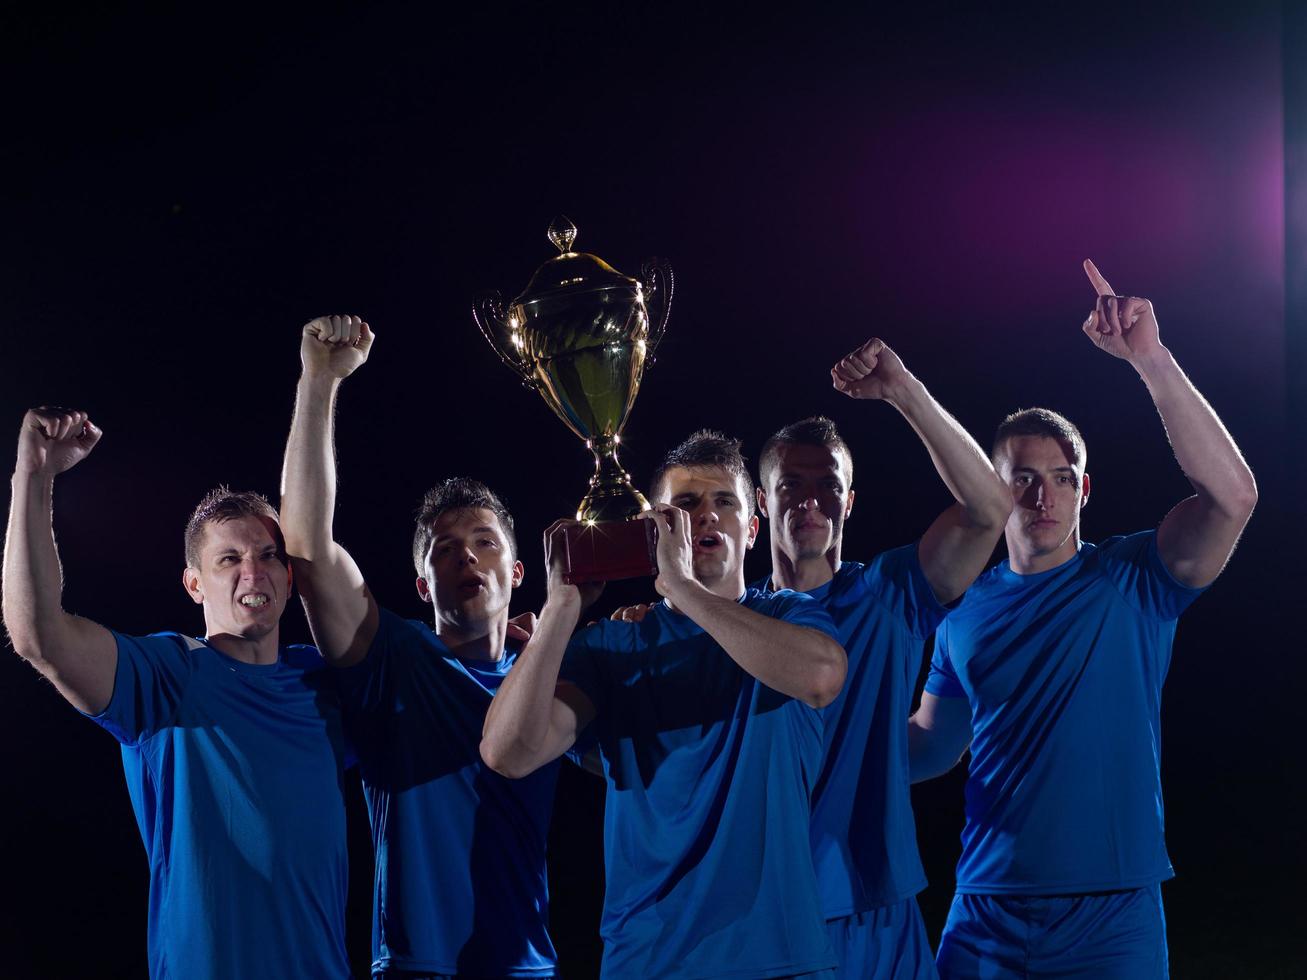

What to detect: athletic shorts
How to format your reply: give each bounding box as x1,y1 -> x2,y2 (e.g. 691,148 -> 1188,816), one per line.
828,898 -> 938,979
935,885 -> 1168,979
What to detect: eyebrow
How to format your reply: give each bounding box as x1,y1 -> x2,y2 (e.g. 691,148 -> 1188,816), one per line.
433,526 -> 498,544
1012,465 -> 1077,475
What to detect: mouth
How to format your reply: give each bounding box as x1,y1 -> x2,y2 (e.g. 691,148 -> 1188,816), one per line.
693,532 -> 724,555
238,592 -> 271,609
792,518 -> 828,533
458,574 -> 488,596
1028,518 -> 1058,530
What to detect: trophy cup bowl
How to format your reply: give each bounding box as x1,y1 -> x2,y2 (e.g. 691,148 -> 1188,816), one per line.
473,216 -> 673,583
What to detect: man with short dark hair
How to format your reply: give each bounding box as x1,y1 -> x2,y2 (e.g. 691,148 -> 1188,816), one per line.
280,315 -> 561,979
751,336 -> 1010,979
2,409 -> 351,980
482,428 -> 849,979
909,262 -> 1258,978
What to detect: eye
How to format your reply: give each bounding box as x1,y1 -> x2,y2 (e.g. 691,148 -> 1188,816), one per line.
219,555 -> 238,565
479,538 -> 498,548
1014,475 -> 1031,487
1058,475 -> 1074,485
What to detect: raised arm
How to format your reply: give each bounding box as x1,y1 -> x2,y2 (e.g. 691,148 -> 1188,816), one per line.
646,505 -> 846,707
833,338 -> 1011,603
3,408 -> 117,714
481,521 -> 597,779
907,691 -> 973,783
1082,260 -> 1257,588
280,315 -> 379,667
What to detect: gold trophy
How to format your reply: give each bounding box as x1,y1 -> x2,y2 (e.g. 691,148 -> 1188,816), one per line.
473,216 -> 672,583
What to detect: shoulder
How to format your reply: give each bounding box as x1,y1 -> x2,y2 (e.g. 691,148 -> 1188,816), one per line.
747,587 -> 838,632
279,643 -> 328,672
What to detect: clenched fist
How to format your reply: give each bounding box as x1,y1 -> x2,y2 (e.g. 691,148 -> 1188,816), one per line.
831,337 -> 911,401
15,407 -> 102,477
301,314 -> 375,380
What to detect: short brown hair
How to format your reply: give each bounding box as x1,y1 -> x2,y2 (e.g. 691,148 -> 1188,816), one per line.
759,415 -> 853,487
412,478 -> 517,575
992,408 -> 1087,470
184,487 -> 280,567
650,429 -> 756,514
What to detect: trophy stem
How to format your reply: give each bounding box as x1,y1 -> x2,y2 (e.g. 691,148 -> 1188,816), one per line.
577,436 -> 650,523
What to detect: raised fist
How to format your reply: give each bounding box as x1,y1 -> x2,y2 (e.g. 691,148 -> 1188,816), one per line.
831,338 -> 909,400
15,407 -> 102,477
301,315 -> 375,380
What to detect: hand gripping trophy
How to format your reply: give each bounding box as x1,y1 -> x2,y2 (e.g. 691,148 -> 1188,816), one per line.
473,216 -> 673,583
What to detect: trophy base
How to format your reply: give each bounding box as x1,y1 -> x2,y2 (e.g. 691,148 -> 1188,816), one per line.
560,518 -> 658,585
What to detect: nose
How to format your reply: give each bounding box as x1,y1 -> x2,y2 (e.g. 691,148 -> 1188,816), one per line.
458,546 -> 478,566
798,496 -> 820,512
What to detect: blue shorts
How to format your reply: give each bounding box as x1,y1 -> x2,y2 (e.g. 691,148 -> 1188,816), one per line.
936,885 -> 1168,979
828,898 -> 937,979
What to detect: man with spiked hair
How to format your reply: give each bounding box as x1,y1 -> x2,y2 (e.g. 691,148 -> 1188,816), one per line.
280,315 -> 561,979
2,409 -> 351,979
482,428 -> 848,979
747,331 -> 1012,979
909,262 -> 1257,977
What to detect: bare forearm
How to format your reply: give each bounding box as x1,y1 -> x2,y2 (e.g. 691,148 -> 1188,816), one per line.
280,372 -> 342,558
481,595 -> 581,776
3,472 -> 65,655
886,376 -> 1010,528
1134,348 -> 1257,517
671,586 -> 845,707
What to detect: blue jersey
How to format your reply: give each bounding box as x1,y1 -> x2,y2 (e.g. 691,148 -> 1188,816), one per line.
925,531 -> 1205,895
337,608 -> 559,978
757,545 -> 947,918
561,588 -> 840,980
90,633 -> 350,980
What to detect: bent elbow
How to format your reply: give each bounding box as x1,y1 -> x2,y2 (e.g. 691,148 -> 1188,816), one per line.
806,641 -> 847,708
479,737 -> 535,780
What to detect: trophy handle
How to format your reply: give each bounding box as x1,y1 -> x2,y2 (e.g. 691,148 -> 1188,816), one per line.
472,291 -> 535,386
640,258 -> 673,362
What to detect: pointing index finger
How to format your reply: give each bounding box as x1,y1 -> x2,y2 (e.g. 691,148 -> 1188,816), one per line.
1083,258 -> 1115,297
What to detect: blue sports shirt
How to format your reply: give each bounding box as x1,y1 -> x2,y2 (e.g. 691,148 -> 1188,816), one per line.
337,608 -> 559,978
561,588 -> 841,980
925,531 -> 1205,895
756,544 -> 947,918
90,633 -> 351,980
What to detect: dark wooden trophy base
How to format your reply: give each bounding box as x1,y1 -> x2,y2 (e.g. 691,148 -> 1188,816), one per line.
560,518 -> 658,585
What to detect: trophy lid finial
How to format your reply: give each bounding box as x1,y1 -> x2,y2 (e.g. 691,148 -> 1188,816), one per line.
548,215 -> 578,254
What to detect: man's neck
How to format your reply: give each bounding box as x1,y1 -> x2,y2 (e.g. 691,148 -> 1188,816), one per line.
206,629 -> 280,666
1008,534 -> 1081,575
664,569 -> 746,614
436,616 -> 507,662
769,543 -> 840,593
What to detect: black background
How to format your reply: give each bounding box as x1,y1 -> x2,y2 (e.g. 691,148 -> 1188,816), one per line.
0,3 -> 1299,977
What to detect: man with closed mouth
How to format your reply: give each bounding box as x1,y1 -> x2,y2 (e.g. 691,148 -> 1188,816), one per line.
748,331 -> 1010,979
909,261 -> 1258,978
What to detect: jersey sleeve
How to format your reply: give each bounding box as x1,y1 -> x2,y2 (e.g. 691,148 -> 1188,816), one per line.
924,620 -> 967,699
333,606 -> 407,717
765,588 -> 841,641
1097,530 -> 1207,621
860,544 -> 951,638
89,632 -> 197,745
559,621 -> 610,718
